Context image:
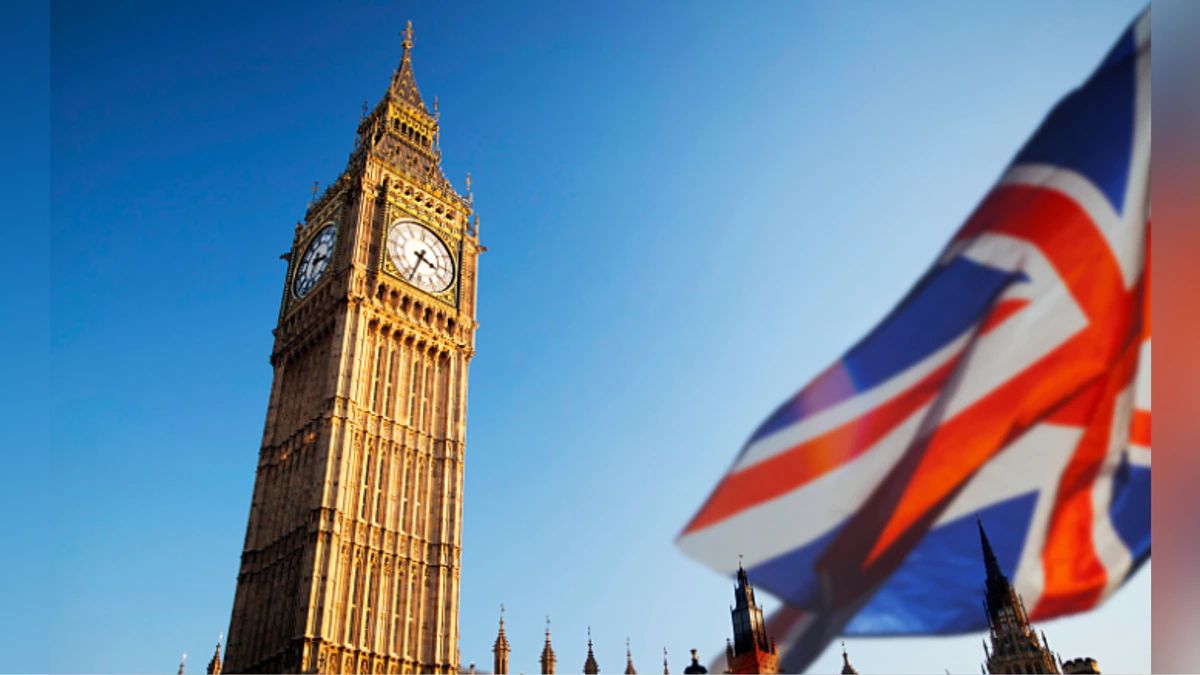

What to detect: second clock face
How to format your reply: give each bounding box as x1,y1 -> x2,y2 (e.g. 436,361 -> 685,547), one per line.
386,219 -> 455,294
293,224 -> 337,299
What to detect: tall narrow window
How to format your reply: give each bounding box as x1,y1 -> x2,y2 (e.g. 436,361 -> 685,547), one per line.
360,449 -> 371,520
398,454 -> 408,533
363,565 -> 373,646
383,345 -> 396,417
347,563 -> 360,643
407,356 -> 419,424
371,344 -> 384,411
373,449 -> 385,523
392,568 -> 405,652
419,361 -> 430,431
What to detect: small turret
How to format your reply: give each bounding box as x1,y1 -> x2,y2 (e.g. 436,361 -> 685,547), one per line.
493,605 -> 510,675
540,617 -> 556,675
683,648 -> 707,674
583,627 -> 600,675
206,636 -> 223,675
840,642 -> 858,675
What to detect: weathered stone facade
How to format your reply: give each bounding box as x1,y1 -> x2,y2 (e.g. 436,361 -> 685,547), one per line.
223,23 -> 479,674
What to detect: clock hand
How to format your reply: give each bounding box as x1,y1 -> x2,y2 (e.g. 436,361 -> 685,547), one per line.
409,250 -> 429,280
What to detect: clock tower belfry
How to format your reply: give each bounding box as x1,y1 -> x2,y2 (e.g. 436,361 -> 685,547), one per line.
223,22 -> 481,675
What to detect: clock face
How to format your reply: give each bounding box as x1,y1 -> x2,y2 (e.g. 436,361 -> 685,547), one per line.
386,219 -> 455,293
292,224 -> 337,299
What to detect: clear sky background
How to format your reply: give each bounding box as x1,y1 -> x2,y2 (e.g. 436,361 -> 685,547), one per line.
29,1 -> 1149,673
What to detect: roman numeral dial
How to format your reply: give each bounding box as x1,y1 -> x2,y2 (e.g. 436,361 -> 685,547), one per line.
386,219 -> 456,294
292,224 -> 337,299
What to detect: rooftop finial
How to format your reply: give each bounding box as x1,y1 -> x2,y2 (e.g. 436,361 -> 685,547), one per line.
178,652 -> 188,675
402,20 -> 414,55
840,642 -> 858,674
309,180 -> 319,207
976,515 -> 1005,581
663,648 -> 669,675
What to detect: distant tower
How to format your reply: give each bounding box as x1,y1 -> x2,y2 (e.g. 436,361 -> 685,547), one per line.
662,648 -> 669,675
540,618 -> 557,675
493,606 -> 510,675
177,652 -> 187,675
583,627 -> 600,675
839,642 -> 857,675
624,639 -> 637,675
683,649 -> 707,675
725,561 -> 779,674
206,637 -> 223,675
978,519 -> 1061,674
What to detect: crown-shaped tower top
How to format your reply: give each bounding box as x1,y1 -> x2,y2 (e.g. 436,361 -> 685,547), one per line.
337,19 -> 465,205
388,21 -> 432,115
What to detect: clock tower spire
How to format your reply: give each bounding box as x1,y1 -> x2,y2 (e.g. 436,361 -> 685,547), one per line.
223,21 -> 481,674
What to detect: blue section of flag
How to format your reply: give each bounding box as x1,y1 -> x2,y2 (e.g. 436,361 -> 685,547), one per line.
1013,28 -> 1136,214
842,258 -> 1022,393
747,523 -> 845,609
749,258 -> 1022,443
1109,457 -> 1150,557
844,494 -> 1037,635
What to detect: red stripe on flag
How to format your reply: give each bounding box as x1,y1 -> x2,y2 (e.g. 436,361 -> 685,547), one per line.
1033,331 -> 1141,618
682,355 -> 961,534
1130,409 -> 1151,447
978,298 -> 1029,334
859,185 -> 1136,567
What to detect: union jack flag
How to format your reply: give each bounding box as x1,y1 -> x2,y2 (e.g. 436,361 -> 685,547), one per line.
677,10 -> 1150,672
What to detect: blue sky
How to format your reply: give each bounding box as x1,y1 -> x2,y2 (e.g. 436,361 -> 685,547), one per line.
31,1 -> 1148,673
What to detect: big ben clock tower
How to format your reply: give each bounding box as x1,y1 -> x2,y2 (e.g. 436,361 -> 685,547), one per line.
223,23 -> 480,675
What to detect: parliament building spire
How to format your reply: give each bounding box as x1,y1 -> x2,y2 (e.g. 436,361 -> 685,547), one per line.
493,606 -> 511,675
978,519 -> 1061,674
540,617 -> 557,675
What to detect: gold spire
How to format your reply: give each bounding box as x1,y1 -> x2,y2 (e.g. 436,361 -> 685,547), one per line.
625,638 -> 637,675
388,19 -> 430,113
541,616 -> 557,675
493,604 -> 510,674
494,604 -> 510,650
206,635 -> 223,675
583,626 -> 600,675
401,20 -> 414,57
